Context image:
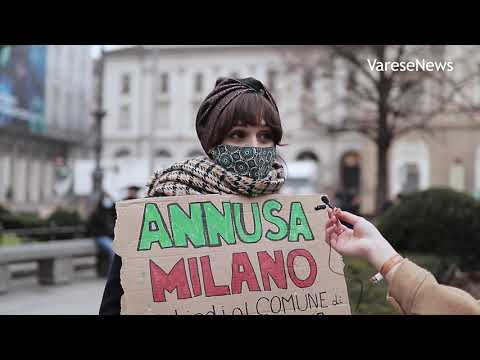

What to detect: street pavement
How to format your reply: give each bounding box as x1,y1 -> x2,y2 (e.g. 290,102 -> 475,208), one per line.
0,269 -> 107,315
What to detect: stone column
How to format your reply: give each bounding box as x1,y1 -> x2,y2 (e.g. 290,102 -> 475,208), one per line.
38,258 -> 74,285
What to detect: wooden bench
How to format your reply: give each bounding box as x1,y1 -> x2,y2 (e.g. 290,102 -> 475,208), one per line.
0,238 -> 110,294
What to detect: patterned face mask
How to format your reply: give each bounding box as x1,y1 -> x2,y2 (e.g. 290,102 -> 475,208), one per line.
209,144 -> 276,180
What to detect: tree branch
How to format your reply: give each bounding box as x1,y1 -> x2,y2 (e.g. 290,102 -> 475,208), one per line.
328,45 -> 379,87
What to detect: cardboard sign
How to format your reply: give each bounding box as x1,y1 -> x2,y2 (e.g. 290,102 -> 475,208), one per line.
113,194 -> 351,315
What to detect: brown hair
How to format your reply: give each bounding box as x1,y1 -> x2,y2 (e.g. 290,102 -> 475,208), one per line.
203,92 -> 283,152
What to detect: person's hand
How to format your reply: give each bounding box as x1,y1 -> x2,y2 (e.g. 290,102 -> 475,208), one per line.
325,208 -> 399,272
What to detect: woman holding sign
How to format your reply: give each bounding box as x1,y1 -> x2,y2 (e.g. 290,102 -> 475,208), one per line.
100,77 -> 287,314
325,208 -> 480,315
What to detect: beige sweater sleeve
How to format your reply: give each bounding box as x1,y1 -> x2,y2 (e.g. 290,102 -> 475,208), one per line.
386,259 -> 480,315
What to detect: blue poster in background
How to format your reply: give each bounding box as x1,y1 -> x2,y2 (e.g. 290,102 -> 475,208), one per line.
0,45 -> 47,132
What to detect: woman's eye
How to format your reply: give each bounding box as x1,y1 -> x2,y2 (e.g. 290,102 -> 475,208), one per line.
258,132 -> 273,142
229,131 -> 244,139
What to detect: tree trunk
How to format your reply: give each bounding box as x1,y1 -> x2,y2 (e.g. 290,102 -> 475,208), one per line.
375,45 -> 392,214
376,142 -> 390,213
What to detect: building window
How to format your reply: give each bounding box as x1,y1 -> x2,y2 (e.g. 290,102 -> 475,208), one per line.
340,151 -> 361,195
115,148 -> 131,158
154,149 -> 172,172
297,151 -> 319,162
155,149 -> 171,158
449,159 -> 466,192
194,73 -> 203,93
159,73 -> 169,94
267,69 -> 278,92
400,163 -> 420,194
119,105 -> 131,130
154,101 -> 170,130
303,69 -> 314,91
121,74 -> 130,95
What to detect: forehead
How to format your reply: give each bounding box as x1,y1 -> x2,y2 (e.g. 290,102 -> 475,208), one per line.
230,123 -> 271,131
234,118 -> 268,127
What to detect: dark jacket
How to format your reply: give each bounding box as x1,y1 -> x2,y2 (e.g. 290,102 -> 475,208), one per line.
99,254 -> 123,314
87,204 -> 116,238
98,198 -> 134,314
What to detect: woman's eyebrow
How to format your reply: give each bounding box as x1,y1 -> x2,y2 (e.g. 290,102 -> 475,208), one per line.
229,126 -> 246,131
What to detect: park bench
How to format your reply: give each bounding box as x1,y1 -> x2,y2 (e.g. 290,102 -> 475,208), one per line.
0,238 -> 110,294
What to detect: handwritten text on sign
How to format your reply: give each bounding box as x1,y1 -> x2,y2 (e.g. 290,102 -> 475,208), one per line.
113,194 -> 351,315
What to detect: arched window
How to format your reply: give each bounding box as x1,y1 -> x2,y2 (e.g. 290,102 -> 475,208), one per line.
390,138 -> 430,198
340,151 -> 361,194
282,152 -> 320,195
296,151 -> 319,162
114,148 -> 131,158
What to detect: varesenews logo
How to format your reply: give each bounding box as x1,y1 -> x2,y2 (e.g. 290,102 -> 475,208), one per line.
367,58 -> 454,72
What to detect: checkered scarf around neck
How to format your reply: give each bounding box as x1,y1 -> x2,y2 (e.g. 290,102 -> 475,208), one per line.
146,155 -> 286,197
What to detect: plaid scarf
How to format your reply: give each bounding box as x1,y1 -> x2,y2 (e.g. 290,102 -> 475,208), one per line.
146,156 -> 285,197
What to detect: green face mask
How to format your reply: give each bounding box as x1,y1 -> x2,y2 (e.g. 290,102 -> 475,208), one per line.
209,144 -> 276,180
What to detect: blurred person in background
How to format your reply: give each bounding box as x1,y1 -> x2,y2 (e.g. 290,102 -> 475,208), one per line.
382,193 -> 403,213
99,77 -> 286,314
87,192 -> 116,267
124,185 -> 140,200
325,207 -> 480,315
335,188 -> 358,214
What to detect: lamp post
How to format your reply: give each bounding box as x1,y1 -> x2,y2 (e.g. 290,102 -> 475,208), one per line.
91,45 -> 107,203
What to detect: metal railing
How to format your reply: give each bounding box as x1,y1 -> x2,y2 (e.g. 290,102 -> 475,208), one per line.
0,224 -> 87,241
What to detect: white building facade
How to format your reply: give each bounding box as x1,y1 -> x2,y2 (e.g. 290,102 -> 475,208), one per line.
100,45 -> 376,209
100,45 -> 480,214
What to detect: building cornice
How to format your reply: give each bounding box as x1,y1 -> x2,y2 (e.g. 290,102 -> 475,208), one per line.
0,123 -> 87,148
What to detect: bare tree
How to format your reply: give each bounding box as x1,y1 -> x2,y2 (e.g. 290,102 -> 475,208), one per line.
282,45 -> 480,213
